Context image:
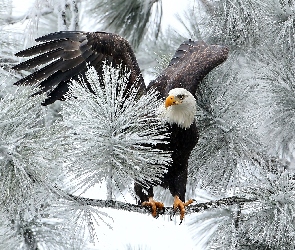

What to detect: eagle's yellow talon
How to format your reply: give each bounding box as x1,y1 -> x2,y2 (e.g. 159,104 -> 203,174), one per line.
142,197 -> 164,218
173,195 -> 194,222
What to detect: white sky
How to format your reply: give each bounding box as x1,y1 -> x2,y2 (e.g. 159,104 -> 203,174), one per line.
9,0 -> 204,249
162,0 -> 191,32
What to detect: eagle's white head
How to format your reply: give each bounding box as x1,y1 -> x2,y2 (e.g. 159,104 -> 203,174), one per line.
158,88 -> 196,129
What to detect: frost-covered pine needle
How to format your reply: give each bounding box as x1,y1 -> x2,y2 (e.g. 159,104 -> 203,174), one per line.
0,211 -> 23,250
188,58 -> 264,193
0,75 -> 128,248
58,64 -> 170,197
0,81 -> 72,248
204,0 -> 263,47
188,207 -> 233,250
0,83 -> 48,214
241,171 -> 295,249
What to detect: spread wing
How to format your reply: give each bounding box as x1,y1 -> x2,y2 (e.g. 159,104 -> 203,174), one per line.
148,40 -> 229,97
13,31 -> 145,105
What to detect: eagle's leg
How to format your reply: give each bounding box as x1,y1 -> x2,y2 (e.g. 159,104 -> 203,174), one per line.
142,197 -> 165,218
172,195 -> 194,223
167,169 -> 194,223
134,183 -> 164,218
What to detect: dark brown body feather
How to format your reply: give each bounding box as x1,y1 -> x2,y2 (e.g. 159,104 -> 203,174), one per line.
13,32 -> 228,203
162,122 -> 199,201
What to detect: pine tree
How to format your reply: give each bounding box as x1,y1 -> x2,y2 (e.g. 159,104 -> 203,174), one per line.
2,0 -> 295,249
184,1 -> 295,249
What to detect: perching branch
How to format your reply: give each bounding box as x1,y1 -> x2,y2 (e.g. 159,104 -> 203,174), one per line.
25,169 -> 255,219
50,182 -> 255,216
67,194 -> 255,217
28,172 -> 255,217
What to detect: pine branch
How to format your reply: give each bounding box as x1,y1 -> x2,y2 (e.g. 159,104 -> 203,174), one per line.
26,157 -> 255,218
68,192 -> 255,217
43,177 -> 255,216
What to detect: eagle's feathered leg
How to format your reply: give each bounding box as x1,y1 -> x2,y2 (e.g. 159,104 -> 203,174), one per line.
166,159 -> 195,223
172,195 -> 194,224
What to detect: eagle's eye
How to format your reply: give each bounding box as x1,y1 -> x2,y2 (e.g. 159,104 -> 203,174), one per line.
177,94 -> 185,100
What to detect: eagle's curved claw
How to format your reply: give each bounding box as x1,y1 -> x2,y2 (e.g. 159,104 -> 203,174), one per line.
172,195 -> 195,224
142,197 -> 165,218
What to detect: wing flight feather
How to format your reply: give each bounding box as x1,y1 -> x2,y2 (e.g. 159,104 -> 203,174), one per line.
13,31 -> 145,105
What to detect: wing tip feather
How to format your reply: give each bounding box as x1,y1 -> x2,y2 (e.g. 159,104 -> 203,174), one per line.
35,31 -> 85,42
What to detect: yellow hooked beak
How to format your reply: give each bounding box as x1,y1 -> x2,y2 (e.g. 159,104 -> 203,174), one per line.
165,95 -> 180,108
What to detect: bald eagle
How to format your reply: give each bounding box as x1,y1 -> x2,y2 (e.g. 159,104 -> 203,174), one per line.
12,31 -> 228,222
